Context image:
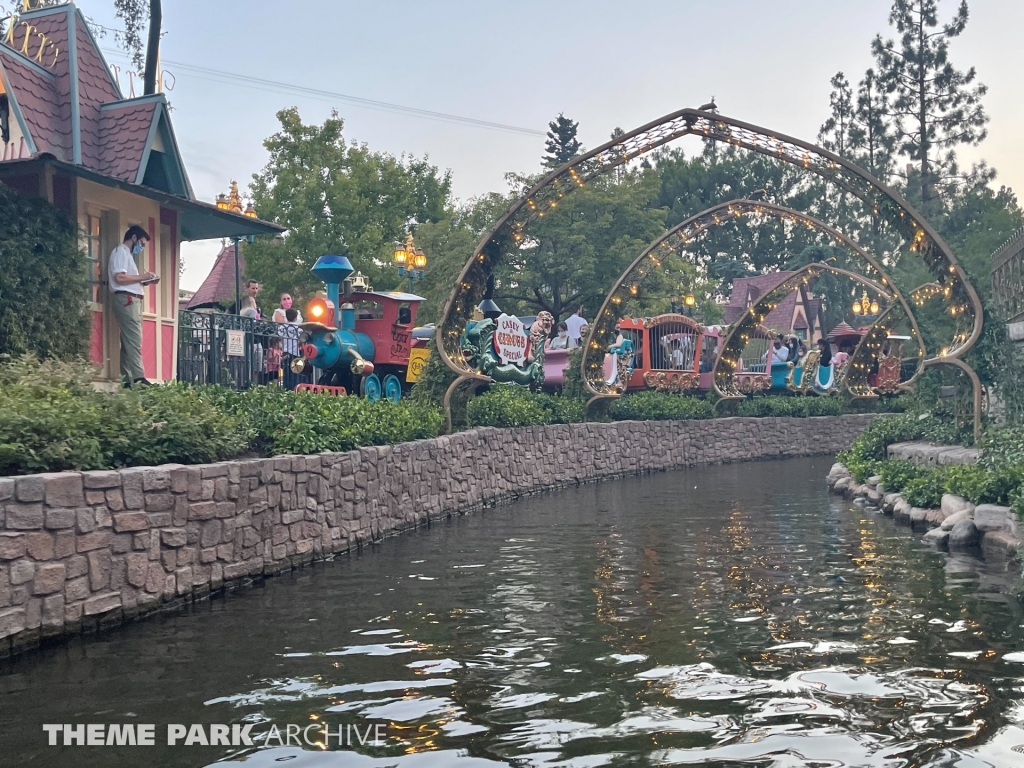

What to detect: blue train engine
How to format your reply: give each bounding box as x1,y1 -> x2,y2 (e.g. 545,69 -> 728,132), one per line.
289,254 -> 425,402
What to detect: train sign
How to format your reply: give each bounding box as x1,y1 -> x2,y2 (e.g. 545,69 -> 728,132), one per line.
493,314 -> 530,366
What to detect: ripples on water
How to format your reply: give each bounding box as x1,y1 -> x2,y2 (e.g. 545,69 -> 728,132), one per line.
2,456 -> 1024,767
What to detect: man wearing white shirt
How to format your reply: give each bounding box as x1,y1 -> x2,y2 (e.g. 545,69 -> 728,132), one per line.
108,225 -> 157,386
564,306 -> 586,348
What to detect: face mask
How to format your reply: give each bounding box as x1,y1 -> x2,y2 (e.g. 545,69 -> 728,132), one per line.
558,332 -> 567,338
132,243 -> 144,255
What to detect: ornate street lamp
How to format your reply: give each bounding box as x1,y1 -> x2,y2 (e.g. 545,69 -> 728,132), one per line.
394,232 -> 427,293
851,289 -> 880,317
215,180 -> 257,313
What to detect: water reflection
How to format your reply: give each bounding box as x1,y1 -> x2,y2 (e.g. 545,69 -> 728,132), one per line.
1,457 -> 1022,767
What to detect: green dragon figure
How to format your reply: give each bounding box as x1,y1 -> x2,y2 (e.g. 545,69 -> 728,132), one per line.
461,317 -> 545,388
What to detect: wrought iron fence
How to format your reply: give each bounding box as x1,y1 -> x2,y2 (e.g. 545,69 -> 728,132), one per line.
177,311 -> 308,391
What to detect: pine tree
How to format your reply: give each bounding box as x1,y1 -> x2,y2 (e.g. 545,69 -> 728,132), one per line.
871,0 -> 988,213
542,113 -> 582,168
850,69 -> 896,183
818,72 -> 855,157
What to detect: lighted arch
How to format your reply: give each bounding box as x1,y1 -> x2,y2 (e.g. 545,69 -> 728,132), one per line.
436,108 -> 982,427
580,199 -> 921,402
711,261 -> 923,400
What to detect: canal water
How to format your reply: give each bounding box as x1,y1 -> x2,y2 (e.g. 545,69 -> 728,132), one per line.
2,456 -> 1023,767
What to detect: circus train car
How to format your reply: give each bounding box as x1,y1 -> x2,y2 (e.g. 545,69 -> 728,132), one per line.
542,312 -> 855,397
289,254 -> 431,403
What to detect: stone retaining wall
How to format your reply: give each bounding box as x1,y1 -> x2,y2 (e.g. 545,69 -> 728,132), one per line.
0,414 -> 880,654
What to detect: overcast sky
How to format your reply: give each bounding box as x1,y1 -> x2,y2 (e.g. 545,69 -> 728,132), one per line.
75,0 -> 1024,291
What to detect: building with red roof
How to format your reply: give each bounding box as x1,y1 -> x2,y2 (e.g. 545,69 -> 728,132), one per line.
723,272 -> 825,343
0,3 -> 282,382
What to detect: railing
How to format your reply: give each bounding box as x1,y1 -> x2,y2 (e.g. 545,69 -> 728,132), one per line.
177,311 -> 309,391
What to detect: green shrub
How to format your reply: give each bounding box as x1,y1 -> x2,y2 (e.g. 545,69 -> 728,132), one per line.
610,391 -> 714,422
0,356 -> 108,474
737,396 -> 843,418
467,385 -> 555,428
0,185 -> 89,360
1010,485 -> 1024,519
903,469 -> 946,508
879,459 -> 927,492
269,393 -> 443,455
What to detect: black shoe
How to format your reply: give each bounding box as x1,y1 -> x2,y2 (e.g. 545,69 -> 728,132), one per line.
133,378 -> 153,387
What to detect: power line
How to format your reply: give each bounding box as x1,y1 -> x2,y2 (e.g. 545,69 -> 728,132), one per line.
100,47 -> 544,137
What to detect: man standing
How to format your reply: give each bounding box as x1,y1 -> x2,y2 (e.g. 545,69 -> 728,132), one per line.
108,225 -> 157,387
564,305 -> 586,348
234,280 -> 261,317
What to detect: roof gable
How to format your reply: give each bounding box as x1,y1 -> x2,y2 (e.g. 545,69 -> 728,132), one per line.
1,3 -> 191,198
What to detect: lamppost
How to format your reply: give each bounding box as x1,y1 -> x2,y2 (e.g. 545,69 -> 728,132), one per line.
216,180 -> 258,312
672,292 -> 697,317
851,289 -> 880,319
392,232 -> 427,293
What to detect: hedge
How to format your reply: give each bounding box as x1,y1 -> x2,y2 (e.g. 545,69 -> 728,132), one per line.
0,356 -> 444,476
838,413 -> 1024,516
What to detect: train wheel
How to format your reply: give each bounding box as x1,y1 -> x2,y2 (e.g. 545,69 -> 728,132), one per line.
383,374 -> 402,403
361,373 -> 382,402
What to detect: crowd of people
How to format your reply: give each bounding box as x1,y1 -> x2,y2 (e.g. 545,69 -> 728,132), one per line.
764,333 -> 855,369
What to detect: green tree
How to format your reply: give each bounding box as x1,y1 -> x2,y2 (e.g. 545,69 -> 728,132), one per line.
542,113 -> 582,168
412,192 -> 514,324
871,0 -> 988,214
245,108 -> 452,304
113,0 -> 162,94
0,183 -> 88,360
497,169 -> 666,323
655,147 -> 816,291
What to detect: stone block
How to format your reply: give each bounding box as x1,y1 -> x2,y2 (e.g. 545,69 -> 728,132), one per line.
0,534 -> 26,561
121,469 -> 145,509
40,473 -> 84,508
41,595 -> 64,629
922,527 -> 949,547
973,504 -> 1016,534
25,532 -> 54,561
64,576 -> 90,602
941,494 -> 973,518
981,530 -> 1021,558
88,550 -> 112,591
14,476 -> 44,503
161,529 -> 188,548
143,468 -> 171,492
189,501 -> 217,521
65,555 -> 88,579
32,563 -> 65,595
82,592 -> 122,616
0,478 -> 12,501
112,512 -> 149,532
77,531 -> 111,553
941,509 -> 971,531
948,519 -> 980,550
175,567 -> 193,595
76,508 -> 97,533
106,489 -> 124,511
125,554 -> 148,588
44,508 -> 76,530
200,520 -> 222,548
0,607 -> 26,639
9,559 -> 35,585
83,471 -> 122,490
5,503 -> 43,530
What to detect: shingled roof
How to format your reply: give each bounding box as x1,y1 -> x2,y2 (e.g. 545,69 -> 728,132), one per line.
0,3 -> 191,196
187,243 -> 247,310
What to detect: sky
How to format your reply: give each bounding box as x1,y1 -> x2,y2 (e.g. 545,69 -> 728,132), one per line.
72,0 -> 1024,292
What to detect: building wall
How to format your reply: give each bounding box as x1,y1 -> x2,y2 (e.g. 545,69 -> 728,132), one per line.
0,413 -> 882,653
76,178 -> 179,382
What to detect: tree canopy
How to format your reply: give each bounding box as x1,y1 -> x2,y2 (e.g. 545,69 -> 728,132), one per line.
245,108 -> 452,305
